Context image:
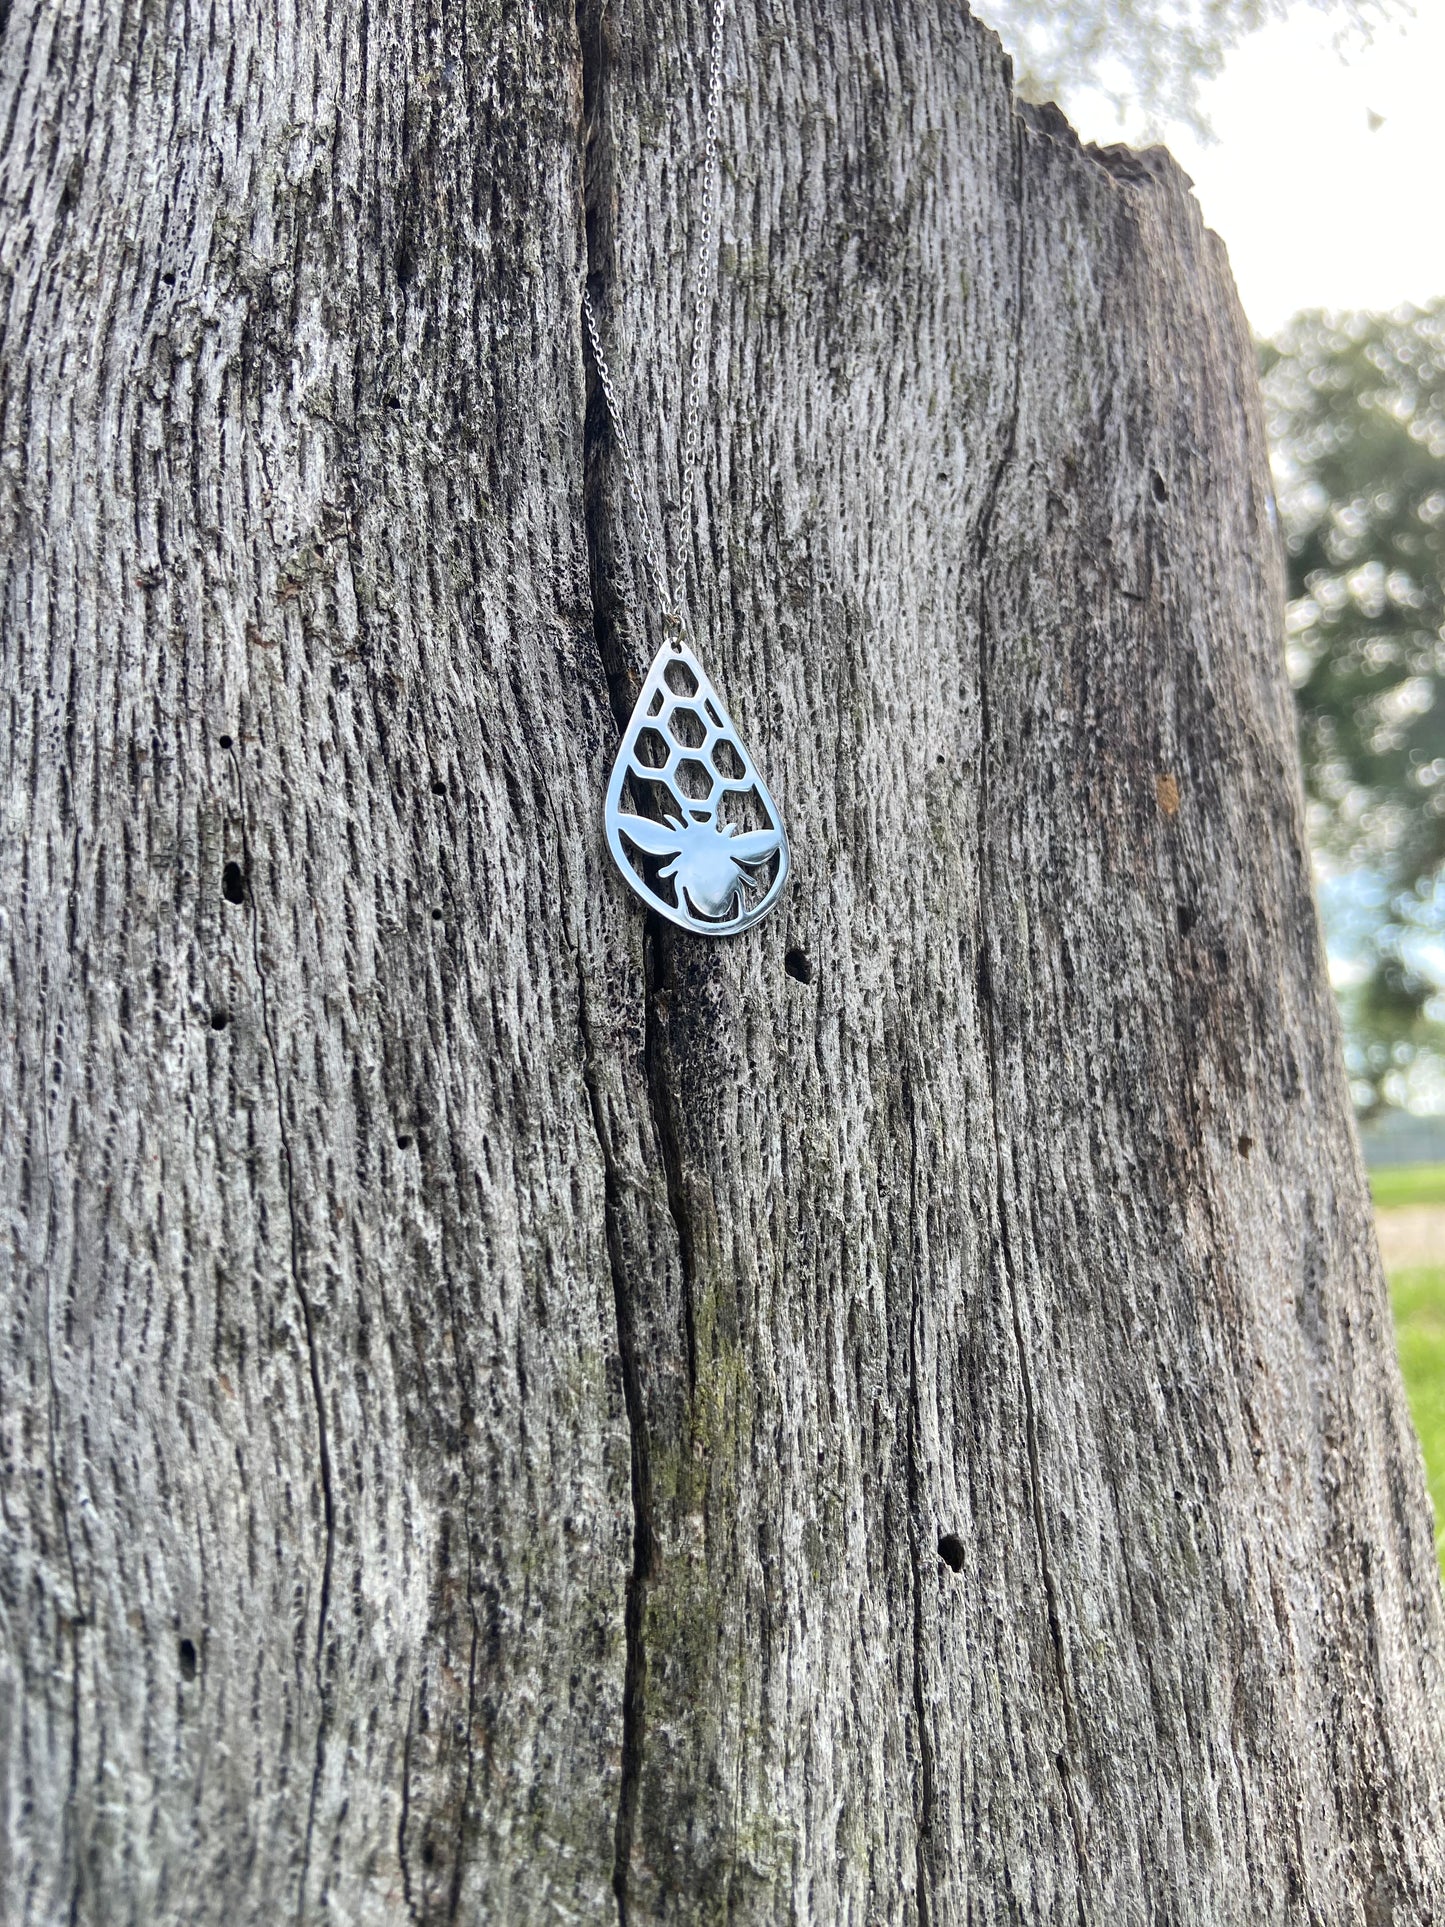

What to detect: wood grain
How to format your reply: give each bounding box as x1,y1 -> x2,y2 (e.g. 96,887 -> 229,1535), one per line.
3,1 -> 1442,1921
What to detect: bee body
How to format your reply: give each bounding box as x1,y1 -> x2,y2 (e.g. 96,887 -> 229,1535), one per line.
604,637 -> 790,935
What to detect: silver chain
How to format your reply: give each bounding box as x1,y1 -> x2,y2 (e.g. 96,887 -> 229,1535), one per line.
581,290 -> 672,618
582,0 -> 729,638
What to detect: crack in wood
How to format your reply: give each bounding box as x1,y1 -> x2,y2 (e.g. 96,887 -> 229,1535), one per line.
38,1043 -> 86,1927
974,109 -> 1092,1927
900,1058 -> 936,1927
570,1 -> 702,1911
445,1616 -> 482,1926
642,924 -> 699,1393
227,742 -> 337,1923
397,1690 -> 420,1926
573,972 -> 653,1927
430,1197 -> 488,1925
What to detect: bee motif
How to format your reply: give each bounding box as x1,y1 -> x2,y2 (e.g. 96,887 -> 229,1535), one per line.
616,812 -> 783,922
604,635 -> 790,935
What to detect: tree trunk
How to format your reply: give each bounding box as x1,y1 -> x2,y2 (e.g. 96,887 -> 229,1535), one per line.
4,0 -> 1443,1921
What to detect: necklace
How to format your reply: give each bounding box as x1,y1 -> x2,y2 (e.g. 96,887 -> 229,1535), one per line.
584,0 -> 790,938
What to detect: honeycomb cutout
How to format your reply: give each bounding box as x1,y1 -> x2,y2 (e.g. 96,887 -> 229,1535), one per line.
603,636 -> 790,935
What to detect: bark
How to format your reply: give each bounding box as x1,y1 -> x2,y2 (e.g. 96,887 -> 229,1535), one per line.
2,0 -> 1443,1922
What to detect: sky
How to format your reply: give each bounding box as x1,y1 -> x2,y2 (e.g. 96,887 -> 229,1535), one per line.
1062,4 -> 1445,1115
1065,4 -> 1445,337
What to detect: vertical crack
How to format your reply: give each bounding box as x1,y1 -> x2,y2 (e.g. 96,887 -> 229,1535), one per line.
529,730 -> 661,1921
985,1087 -> 1090,1903
37,1022 -> 86,1927
445,1615 -> 482,1925
642,923 -> 699,1390
609,1303 -> 651,1927
973,112 -> 1090,1924
434,1181 -> 486,1924
573,1 -> 651,1909
575,977 -> 654,1927
397,1690 -> 421,1925
227,742 -> 336,1923
900,1058 -> 936,1927
570,0 -> 712,1912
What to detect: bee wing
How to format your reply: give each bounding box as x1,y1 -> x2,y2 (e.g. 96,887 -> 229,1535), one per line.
616,813 -> 685,857
725,829 -> 782,864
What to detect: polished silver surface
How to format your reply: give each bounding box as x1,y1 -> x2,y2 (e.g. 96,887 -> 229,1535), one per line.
605,636 -> 789,936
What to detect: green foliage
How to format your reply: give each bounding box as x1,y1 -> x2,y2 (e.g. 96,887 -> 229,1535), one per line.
1263,306 -> 1445,880
977,0 -> 1392,134
1388,1264 -> 1445,1561
1262,305 -> 1445,1115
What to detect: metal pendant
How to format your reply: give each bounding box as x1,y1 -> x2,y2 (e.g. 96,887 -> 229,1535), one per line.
605,636 -> 789,935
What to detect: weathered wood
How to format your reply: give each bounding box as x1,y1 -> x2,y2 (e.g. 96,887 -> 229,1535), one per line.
3,1 -> 1443,1922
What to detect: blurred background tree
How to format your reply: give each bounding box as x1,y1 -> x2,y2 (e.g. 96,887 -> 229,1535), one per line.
978,0 -> 1394,133
1262,305 -> 1445,1118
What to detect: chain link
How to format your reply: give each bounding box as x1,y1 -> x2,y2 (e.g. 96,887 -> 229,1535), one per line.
582,284 -> 673,620
675,0 -> 728,608
583,0 -> 730,639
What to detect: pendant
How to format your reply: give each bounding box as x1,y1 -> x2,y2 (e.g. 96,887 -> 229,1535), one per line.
604,635 -> 789,935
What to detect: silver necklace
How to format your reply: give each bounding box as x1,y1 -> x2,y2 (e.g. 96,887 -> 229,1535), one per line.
584,0 -> 790,938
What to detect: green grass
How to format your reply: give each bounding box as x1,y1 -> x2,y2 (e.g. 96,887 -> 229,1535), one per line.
1371,1163 -> 1445,1209
1374,1170 -> 1445,1564
1390,1263 -> 1445,1565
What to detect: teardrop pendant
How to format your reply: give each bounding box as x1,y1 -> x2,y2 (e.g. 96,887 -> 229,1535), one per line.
604,637 -> 790,936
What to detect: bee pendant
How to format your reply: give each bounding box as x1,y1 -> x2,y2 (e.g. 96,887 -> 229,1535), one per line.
604,636 -> 790,936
